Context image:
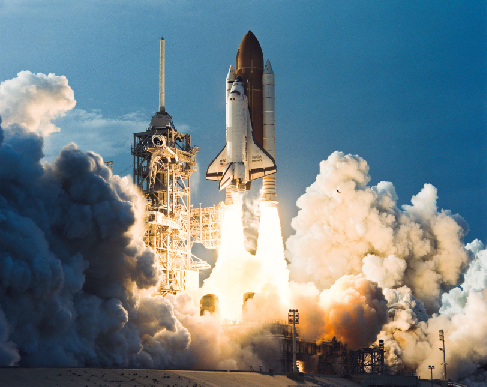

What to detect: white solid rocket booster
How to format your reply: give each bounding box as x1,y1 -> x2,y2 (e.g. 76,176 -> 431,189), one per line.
262,59 -> 276,201
225,65 -> 237,203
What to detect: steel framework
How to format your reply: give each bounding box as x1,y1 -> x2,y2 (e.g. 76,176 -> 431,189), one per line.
355,344 -> 385,375
190,202 -> 224,250
132,111 -> 209,295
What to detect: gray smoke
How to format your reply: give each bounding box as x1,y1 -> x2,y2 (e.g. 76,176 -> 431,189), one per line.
0,71 -> 195,366
0,119 -> 190,366
0,72 -> 288,371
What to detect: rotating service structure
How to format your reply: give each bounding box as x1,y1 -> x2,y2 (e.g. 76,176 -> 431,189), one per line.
132,38 -> 210,296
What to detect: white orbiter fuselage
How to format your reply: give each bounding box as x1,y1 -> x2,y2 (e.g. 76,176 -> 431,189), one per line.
206,74 -> 276,191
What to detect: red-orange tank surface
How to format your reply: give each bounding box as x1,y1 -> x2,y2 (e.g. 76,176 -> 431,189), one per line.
235,30 -> 264,146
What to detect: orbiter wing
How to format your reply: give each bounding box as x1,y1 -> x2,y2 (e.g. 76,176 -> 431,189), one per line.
206,145 -> 227,181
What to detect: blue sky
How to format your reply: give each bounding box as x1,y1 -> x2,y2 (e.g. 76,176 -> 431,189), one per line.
1,0 -> 485,243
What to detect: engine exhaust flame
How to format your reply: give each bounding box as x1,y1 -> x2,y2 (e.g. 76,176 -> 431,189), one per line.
201,197 -> 290,323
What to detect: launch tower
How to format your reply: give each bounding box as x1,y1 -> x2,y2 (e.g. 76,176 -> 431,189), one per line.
132,38 -> 210,295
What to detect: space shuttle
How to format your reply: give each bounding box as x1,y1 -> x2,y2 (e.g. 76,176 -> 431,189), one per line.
206,73 -> 276,191
206,31 -> 277,199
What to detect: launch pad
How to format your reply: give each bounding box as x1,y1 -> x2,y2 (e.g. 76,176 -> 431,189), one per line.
132,33 -> 278,296
129,33 -> 418,380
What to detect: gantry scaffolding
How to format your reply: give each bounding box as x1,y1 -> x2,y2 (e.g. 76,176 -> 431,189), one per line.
132,110 -> 210,295
190,202 -> 224,250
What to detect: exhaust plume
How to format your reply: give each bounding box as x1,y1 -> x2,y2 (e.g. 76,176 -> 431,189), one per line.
286,151 -> 471,313
201,199 -> 290,323
285,151 -> 486,379
2,71 -> 486,381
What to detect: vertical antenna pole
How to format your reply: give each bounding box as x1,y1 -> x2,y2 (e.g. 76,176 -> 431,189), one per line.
292,310 -> 297,373
159,37 -> 165,113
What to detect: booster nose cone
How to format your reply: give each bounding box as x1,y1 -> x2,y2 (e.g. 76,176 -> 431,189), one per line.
264,59 -> 274,74
227,65 -> 236,81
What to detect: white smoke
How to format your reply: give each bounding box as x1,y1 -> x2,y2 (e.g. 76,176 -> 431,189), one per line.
362,254 -> 407,289
0,71 -> 76,136
379,286 -> 487,380
286,151 -> 471,313
441,240 -> 487,315
285,151 -> 487,380
2,70 -> 486,381
374,243 -> 487,381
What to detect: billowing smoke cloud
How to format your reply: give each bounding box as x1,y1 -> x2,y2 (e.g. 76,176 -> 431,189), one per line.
0,124 -> 169,366
286,275 -> 387,350
2,70 -> 486,381
285,151 -> 487,380
0,71 -> 76,136
376,219 -> 487,381
317,274 -> 387,349
441,240 -> 487,315
0,72 -> 290,371
379,281 -> 487,381
287,151 -> 471,313
0,72 -> 194,367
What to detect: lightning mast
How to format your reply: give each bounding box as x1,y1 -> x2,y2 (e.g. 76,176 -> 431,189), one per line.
132,37 -> 209,295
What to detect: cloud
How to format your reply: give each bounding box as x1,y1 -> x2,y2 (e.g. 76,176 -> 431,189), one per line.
44,108 -> 147,164
0,71 -> 76,136
440,240 -> 487,315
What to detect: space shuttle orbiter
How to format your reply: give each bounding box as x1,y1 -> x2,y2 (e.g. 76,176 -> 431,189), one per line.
206,74 -> 276,191
207,31 -> 277,197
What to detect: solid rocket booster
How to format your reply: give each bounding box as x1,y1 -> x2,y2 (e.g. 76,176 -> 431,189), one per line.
206,31 -> 277,200
262,59 -> 276,201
